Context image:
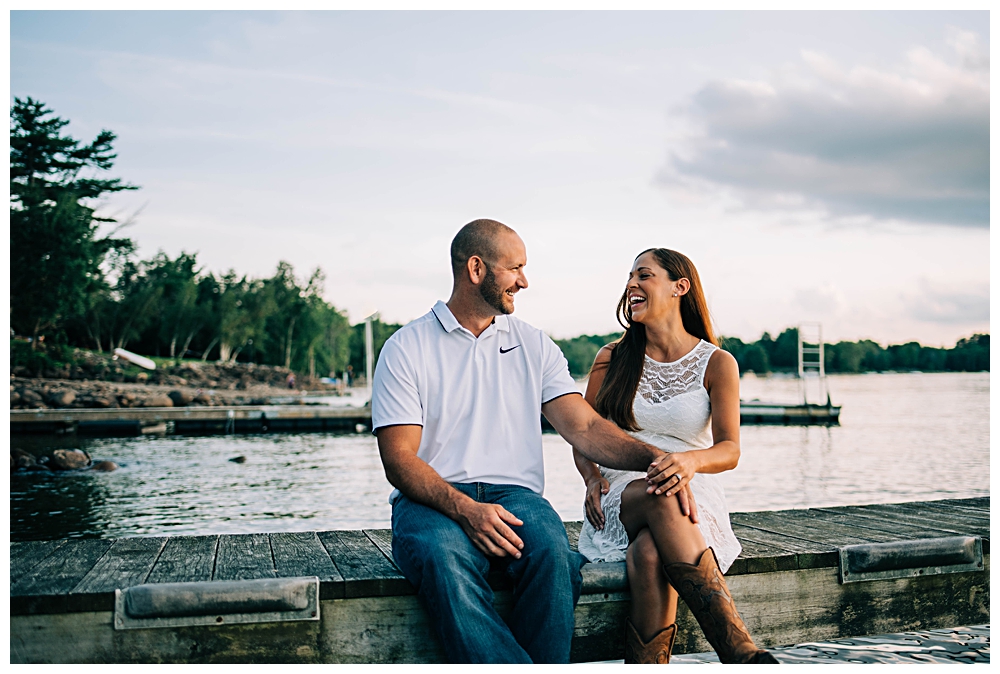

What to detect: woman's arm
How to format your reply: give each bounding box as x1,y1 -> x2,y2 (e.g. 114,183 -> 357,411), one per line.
572,346 -> 613,528
645,348 -> 741,496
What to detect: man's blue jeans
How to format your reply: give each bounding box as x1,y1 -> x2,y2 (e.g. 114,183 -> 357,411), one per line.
391,483 -> 584,663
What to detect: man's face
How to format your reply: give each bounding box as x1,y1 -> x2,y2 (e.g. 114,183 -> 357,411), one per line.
479,233 -> 528,315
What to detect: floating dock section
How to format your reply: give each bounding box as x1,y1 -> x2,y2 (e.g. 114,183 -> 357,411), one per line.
10,405 -> 372,436
739,400 -> 841,425
10,497 -> 989,663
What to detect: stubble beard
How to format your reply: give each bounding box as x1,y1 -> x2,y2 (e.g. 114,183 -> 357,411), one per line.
480,264 -> 514,315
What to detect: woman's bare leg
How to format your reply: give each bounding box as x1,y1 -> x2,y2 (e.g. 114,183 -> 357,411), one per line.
625,527 -> 678,642
620,479 -> 776,663
619,479 -> 707,566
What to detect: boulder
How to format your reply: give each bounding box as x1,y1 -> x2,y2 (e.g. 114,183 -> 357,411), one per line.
51,449 -> 91,470
118,393 -> 136,408
91,460 -> 118,472
142,394 -> 174,408
12,449 -> 36,470
47,390 -> 77,408
10,391 -> 22,407
76,395 -> 113,408
193,392 -> 213,405
229,455 -> 247,463
20,389 -> 44,408
168,390 -> 193,407
136,372 -> 149,383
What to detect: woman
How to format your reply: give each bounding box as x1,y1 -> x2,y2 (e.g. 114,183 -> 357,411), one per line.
573,248 -> 776,664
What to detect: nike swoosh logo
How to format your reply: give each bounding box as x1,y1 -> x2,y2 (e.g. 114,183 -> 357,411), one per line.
500,345 -> 521,354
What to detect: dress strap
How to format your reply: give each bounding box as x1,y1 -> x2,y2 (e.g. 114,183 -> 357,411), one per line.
695,340 -> 718,388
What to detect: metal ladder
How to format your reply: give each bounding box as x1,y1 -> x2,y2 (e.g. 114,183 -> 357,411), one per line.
797,322 -> 829,405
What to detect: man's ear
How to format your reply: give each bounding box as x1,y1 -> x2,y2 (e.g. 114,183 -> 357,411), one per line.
466,256 -> 486,285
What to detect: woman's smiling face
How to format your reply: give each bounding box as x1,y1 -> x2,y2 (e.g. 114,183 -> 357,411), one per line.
626,251 -> 678,325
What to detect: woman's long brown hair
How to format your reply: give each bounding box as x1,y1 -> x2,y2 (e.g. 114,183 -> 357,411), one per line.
593,248 -> 718,431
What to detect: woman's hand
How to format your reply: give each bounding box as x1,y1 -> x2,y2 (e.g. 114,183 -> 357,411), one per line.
646,451 -> 702,497
585,476 -> 610,529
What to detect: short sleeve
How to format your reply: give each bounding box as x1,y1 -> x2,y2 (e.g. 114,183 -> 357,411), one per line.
540,333 -> 581,403
371,337 -> 423,430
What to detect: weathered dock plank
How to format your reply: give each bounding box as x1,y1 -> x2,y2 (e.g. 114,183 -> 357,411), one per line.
10,540 -> 66,585
11,539 -> 114,614
729,523 -> 840,569
270,532 -> 344,599
213,533 -> 276,581
729,538 -> 799,575
318,530 -> 410,599
564,520 -> 582,551
70,537 -> 167,608
733,509 -> 897,546
363,529 -> 394,563
145,535 -> 219,584
893,500 -> 991,523
772,507 -> 972,543
933,496 -> 990,511
817,505 -> 990,551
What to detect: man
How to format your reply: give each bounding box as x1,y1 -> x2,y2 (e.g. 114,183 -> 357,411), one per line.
372,219 -> 694,663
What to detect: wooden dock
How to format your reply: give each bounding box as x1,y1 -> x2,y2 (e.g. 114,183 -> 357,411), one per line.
10,497 -> 988,664
11,400 -> 837,437
9,405 -> 372,436
739,400 -> 841,425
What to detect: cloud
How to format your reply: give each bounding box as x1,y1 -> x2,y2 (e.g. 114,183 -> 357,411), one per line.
792,285 -> 845,315
660,28 -> 989,228
906,281 -> 989,324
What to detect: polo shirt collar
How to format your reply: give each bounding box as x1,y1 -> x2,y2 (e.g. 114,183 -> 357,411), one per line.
431,300 -> 511,334
431,301 -> 463,333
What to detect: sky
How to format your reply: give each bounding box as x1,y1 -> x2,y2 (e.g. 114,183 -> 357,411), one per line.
10,10 -> 990,346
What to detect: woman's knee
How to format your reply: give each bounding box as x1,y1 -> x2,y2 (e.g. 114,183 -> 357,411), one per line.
626,531 -> 662,579
646,491 -> 690,523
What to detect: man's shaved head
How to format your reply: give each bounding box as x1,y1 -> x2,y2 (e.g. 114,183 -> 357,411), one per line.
450,219 -> 517,276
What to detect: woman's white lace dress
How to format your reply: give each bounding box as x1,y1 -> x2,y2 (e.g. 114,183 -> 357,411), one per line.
577,340 -> 742,573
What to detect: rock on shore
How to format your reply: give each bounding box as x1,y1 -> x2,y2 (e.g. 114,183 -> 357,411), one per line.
10,353 -> 341,410
51,449 -> 91,470
11,448 -> 118,473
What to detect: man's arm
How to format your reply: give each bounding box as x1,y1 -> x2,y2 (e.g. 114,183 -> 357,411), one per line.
376,424 -> 525,558
543,393 -> 662,471
542,368 -> 698,523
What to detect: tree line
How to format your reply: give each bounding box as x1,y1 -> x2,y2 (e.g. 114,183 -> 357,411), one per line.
11,98 -> 988,380
554,329 -> 989,378
10,97 -> 399,379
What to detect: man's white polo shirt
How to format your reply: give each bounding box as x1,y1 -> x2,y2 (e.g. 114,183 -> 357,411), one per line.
372,300 -> 580,500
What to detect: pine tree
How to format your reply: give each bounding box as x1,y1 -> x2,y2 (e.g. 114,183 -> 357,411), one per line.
10,97 -> 137,345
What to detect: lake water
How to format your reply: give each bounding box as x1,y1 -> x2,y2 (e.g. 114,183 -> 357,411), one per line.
10,372 -> 989,541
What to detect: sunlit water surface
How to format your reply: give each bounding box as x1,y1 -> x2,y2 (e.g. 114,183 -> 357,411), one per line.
10,372 -> 989,541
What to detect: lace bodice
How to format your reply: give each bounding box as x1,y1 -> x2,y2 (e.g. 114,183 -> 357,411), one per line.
637,339 -> 716,404
578,339 -> 742,572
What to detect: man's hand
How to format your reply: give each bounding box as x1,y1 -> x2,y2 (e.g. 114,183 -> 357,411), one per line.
584,476 -> 610,530
456,501 -> 524,558
378,424 -> 526,555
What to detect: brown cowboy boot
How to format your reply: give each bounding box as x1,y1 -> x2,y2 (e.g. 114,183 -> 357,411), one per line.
663,548 -> 779,664
624,618 -> 676,664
